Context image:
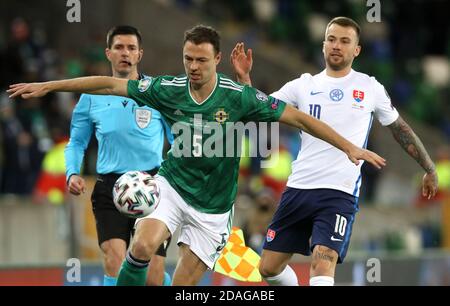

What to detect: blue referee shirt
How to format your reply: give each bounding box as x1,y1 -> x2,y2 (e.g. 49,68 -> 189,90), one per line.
65,92 -> 173,182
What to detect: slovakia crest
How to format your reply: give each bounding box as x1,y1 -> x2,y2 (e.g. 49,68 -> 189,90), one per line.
353,90 -> 365,103
266,229 -> 276,242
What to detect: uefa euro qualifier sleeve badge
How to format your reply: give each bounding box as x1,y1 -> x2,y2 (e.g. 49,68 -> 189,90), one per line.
138,77 -> 152,92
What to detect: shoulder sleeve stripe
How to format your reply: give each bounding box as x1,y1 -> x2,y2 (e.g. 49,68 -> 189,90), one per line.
219,81 -> 244,91
219,84 -> 243,92
162,80 -> 187,85
173,76 -> 188,81
161,82 -> 185,87
220,79 -> 244,89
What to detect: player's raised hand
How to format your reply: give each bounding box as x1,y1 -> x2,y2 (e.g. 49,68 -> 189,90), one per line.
347,147 -> 386,169
7,82 -> 50,99
68,174 -> 87,196
230,42 -> 253,85
422,172 -> 438,200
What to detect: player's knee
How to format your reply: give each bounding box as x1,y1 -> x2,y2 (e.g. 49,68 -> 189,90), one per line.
130,238 -> 158,260
259,261 -> 283,278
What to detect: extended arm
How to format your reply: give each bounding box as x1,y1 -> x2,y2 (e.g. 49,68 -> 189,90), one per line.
8,76 -> 128,99
279,105 -> 386,169
387,116 -> 438,199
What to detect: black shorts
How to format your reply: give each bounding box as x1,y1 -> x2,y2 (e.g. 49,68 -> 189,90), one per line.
263,188 -> 358,263
91,170 -> 171,257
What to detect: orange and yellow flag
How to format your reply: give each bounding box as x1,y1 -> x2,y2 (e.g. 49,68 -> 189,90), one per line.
214,227 -> 262,282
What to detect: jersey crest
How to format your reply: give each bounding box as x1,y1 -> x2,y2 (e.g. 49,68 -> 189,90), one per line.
214,109 -> 229,124
353,90 -> 365,102
329,89 -> 344,102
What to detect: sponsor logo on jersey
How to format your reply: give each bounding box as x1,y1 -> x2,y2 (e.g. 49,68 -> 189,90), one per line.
138,77 -> 152,92
353,90 -> 365,102
135,109 -> 152,129
266,229 -> 276,242
122,100 -> 129,108
174,109 -> 185,116
256,90 -> 269,102
329,89 -> 344,102
310,91 -> 324,96
214,109 -> 229,124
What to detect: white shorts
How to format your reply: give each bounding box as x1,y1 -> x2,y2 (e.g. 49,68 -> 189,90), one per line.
136,175 -> 233,269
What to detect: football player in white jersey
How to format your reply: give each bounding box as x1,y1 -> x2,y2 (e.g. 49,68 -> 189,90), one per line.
231,16 -> 438,286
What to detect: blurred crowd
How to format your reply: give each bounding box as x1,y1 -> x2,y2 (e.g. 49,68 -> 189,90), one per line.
0,17 -> 106,199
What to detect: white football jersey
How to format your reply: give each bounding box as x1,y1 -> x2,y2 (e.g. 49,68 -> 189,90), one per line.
272,69 -> 399,197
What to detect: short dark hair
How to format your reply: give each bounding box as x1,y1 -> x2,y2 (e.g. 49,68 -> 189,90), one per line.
106,25 -> 142,49
184,25 -> 221,55
326,17 -> 361,43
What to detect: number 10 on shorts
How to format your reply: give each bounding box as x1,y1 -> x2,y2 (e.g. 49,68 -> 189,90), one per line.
334,214 -> 347,236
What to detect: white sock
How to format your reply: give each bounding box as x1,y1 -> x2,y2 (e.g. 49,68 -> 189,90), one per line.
310,276 -> 334,286
264,265 -> 299,286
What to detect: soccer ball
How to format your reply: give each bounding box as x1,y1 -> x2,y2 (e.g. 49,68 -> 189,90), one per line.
113,171 -> 160,218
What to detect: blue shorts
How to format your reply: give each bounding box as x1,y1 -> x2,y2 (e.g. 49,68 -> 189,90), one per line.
263,188 -> 359,263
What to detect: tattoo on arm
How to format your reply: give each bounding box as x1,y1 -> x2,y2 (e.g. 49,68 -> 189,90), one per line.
387,116 -> 435,173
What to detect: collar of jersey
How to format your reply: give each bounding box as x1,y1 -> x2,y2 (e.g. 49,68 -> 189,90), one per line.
188,73 -> 218,106
320,69 -> 355,83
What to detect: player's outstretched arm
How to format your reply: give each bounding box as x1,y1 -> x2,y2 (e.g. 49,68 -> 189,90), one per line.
7,76 -> 128,99
387,116 -> 438,199
231,42 -> 253,86
279,105 -> 386,169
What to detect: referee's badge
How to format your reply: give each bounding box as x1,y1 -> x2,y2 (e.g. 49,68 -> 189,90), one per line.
135,109 -> 152,129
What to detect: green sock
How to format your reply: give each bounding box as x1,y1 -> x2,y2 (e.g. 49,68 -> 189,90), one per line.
116,260 -> 148,286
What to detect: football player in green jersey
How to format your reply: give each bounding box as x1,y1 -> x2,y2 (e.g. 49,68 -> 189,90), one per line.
8,25 -> 386,286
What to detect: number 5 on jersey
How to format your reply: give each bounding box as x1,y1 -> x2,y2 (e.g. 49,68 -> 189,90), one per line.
193,134 -> 202,157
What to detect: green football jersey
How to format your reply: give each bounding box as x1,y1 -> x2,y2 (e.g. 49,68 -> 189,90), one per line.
128,73 -> 286,214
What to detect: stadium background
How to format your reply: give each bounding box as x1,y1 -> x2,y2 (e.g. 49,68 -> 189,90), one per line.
0,0 -> 449,286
